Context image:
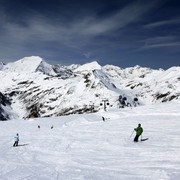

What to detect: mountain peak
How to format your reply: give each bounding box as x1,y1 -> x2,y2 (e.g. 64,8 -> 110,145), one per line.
3,56 -> 43,73
3,56 -> 57,76
74,61 -> 101,72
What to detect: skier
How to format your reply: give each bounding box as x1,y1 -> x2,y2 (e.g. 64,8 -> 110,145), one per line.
13,133 -> 19,147
134,124 -> 143,142
102,116 -> 105,122
38,125 -> 40,129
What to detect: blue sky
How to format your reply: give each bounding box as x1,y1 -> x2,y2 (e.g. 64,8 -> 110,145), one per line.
0,0 -> 180,69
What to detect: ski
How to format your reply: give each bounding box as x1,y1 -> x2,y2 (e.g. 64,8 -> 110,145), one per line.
141,138 -> 148,141
13,144 -> 29,147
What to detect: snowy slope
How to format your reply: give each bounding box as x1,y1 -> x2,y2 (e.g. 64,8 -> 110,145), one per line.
0,101 -> 180,179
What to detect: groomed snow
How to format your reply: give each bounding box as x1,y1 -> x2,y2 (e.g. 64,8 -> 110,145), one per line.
1,101 -> 180,180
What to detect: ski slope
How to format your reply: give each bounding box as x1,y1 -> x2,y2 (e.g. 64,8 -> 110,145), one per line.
1,101 -> 180,180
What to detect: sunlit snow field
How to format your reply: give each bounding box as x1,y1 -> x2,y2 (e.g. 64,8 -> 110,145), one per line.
1,101 -> 180,180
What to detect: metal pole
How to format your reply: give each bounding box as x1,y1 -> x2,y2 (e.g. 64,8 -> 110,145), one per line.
102,99 -> 108,111
129,130 -> 134,140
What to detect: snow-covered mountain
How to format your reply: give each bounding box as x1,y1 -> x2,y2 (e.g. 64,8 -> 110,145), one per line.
0,56 -> 179,120
103,65 -> 180,104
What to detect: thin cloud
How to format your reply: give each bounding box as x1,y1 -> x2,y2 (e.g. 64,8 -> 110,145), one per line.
1,0 -> 160,46
144,18 -> 180,28
141,36 -> 176,44
143,42 -> 180,49
74,0 -> 160,36
136,36 -> 180,51
83,52 -> 92,58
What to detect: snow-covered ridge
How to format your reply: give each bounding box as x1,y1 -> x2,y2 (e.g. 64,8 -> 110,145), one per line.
103,64 -> 161,79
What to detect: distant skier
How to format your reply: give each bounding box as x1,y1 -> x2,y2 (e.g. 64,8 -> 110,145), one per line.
134,124 -> 143,142
102,116 -> 105,122
51,125 -> 54,129
38,125 -> 40,129
13,133 -> 19,147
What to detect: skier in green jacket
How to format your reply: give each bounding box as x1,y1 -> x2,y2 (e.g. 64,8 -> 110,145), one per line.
134,124 -> 143,142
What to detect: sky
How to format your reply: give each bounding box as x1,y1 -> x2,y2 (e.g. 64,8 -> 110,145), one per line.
0,0 -> 180,69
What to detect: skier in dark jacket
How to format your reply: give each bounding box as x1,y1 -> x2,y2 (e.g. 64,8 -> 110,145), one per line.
134,124 -> 143,142
13,133 -> 19,147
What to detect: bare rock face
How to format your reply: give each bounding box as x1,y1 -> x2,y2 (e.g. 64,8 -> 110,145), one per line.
0,92 -> 11,121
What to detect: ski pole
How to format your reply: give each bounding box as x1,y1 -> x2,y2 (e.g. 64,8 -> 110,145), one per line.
129,130 -> 134,139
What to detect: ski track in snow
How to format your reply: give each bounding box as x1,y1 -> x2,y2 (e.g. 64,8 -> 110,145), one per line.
1,102 -> 180,180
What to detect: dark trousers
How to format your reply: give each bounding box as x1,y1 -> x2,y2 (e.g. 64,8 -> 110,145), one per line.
134,135 -> 140,142
13,141 -> 19,147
